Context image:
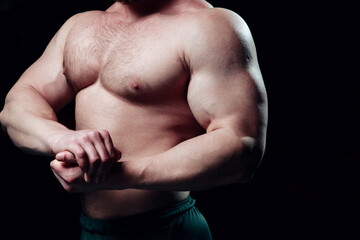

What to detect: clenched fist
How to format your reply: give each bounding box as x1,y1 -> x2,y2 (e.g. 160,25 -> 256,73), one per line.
51,129 -> 121,183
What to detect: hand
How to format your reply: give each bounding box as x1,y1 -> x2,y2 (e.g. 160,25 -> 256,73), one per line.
52,129 -> 121,183
50,160 -> 84,192
50,160 -> 105,192
50,160 -> 125,193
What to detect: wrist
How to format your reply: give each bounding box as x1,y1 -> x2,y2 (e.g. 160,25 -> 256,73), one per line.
45,127 -> 74,155
107,159 -> 148,190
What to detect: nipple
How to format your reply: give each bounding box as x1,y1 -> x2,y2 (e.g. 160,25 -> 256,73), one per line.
133,83 -> 140,90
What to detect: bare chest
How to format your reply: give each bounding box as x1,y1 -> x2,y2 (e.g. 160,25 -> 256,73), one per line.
63,16 -> 188,101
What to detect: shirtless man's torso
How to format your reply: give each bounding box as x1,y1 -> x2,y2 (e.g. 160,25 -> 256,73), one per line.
0,0 -> 267,229
65,1 -> 211,219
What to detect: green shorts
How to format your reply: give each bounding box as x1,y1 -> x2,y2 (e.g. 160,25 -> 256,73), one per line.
79,196 -> 213,240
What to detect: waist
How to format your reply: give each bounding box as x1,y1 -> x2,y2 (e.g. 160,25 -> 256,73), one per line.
81,189 -> 190,219
80,195 -> 196,228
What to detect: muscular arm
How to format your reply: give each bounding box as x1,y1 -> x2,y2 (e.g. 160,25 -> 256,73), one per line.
0,13 -> 118,183
50,9 -> 267,192
123,10 -> 268,190
0,20 -> 75,155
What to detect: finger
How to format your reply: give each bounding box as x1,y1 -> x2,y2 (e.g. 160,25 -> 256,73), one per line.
56,151 -> 76,164
97,148 -> 122,183
92,139 -> 112,183
115,149 -> 122,161
98,130 -> 116,159
93,130 -> 118,183
66,144 -> 88,172
50,160 -> 68,185
51,160 -> 79,178
94,149 -> 122,184
94,161 -> 109,183
80,142 -> 100,183
51,163 -> 66,185
51,160 -> 84,181
50,160 -> 61,173
84,172 -> 90,183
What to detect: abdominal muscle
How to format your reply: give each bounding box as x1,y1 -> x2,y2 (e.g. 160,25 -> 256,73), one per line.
75,82 -> 199,219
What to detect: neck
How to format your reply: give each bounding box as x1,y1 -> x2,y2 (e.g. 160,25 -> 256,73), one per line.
107,0 -> 212,21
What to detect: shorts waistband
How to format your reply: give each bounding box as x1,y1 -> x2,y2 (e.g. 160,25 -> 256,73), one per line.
80,196 -> 195,235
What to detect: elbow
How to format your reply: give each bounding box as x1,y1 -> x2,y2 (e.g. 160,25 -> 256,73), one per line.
234,136 -> 265,183
236,167 -> 258,183
0,109 -> 7,133
235,166 -> 258,184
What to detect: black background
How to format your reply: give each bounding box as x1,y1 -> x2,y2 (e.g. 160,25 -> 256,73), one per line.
0,0 -> 358,239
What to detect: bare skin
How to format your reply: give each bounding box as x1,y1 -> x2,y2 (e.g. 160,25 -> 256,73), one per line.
0,0 -> 267,219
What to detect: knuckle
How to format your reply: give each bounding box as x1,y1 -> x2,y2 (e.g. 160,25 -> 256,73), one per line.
89,156 -> 101,164
109,151 -> 116,159
98,129 -> 109,136
89,131 -> 101,140
75,149 -> 86,159
78,135 -> 89,142
77,159 -> 88,170
99,130 -> 111,140
101,156 -> 110,163
50,161 -> 55,168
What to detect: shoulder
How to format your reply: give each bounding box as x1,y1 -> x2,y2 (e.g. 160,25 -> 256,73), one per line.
181,8 -> 253,42
57,11 -> 105,35
67,10 -> 105,22
52,11 -> 106,47
61,10 -> 106,32
180,8 -> 257,69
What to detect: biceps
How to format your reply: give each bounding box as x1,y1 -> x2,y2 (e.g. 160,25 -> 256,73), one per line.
15,57 -> 74,112
187,70 -> 267,138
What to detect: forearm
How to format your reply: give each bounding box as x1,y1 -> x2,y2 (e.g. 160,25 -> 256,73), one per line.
0,87 -> 71,155
121,129 -> 262,191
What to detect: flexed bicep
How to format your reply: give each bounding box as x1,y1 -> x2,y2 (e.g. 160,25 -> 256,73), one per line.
185,9 -> 267,143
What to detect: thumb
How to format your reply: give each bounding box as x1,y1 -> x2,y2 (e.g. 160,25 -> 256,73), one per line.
56,151 -> 77,164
